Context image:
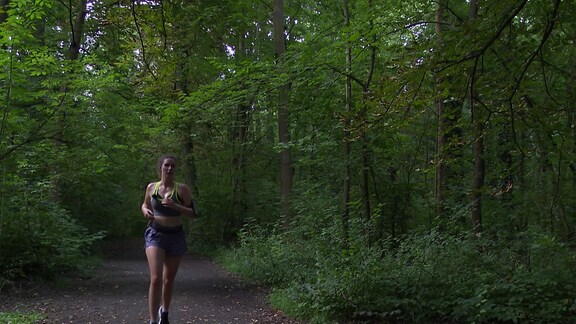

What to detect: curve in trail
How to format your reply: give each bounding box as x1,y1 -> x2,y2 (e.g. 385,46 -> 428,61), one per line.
0,238 -> 300,324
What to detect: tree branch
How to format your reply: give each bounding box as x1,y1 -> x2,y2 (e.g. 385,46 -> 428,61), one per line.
436,0 -> 529,72
508,0 -> 560,158
327,65 -> 365,88
131,0 -> 157,80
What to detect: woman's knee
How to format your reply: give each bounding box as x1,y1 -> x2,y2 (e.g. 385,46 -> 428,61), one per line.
150,273 -> 163,287
163,272 -> 177,286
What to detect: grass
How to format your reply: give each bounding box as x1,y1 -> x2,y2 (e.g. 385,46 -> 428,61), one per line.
0,311 -> 43,324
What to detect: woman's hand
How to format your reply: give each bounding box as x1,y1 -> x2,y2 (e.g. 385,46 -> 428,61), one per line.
161,197 -> 178,210
142,206 -> 154,220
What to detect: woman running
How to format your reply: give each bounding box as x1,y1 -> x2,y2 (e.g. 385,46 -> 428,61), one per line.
141,155 -> 195,324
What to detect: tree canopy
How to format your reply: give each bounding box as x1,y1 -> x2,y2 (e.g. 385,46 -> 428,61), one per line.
2,0 -> 576,322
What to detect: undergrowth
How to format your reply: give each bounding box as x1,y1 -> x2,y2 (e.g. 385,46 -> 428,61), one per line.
0,180 -> 105,289
221,225 -> 576,323
218,184 -> 576,323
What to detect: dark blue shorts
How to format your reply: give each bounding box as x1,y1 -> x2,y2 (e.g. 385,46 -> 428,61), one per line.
144,222 -> 187,256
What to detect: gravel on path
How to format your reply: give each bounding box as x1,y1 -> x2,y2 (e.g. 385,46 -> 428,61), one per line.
0,238 -> 301,324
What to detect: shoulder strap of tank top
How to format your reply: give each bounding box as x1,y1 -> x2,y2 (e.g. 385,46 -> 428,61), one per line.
153,181 -> 181,203
153,181 -> 161,196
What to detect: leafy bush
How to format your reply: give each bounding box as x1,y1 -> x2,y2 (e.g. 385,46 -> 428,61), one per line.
223,221 -> 576,323
219,181 -> 576,323
0,179 -> 105,286
449,232 -> 576,323
220,183 -> 340,287
220,219 -> 317,286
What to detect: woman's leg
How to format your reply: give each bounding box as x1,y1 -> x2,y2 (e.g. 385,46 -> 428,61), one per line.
146,246 -> 165,322
161,255 -> 182,311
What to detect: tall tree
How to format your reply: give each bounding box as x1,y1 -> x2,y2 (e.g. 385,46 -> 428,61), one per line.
230,37 -> 251,230
67,0 -> 88,60
0,0 -> 8,23
468,0 -> 484,235
274,0 -> 293,223
52,0 -> 88,202
342,0 -> 352,244
434,0 -> 447,225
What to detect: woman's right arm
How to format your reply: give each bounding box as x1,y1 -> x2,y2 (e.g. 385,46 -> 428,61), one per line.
141,183 -> 154,220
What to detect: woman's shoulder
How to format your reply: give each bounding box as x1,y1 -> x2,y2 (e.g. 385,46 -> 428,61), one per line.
176,182 -> 192,201
176,181 -> 191,192
145,181 -> 159,191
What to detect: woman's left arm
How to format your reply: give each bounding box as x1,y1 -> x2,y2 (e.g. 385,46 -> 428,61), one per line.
176,184 -> 196,218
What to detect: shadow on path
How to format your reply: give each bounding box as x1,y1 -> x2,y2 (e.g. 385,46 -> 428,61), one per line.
0,238 -> 301,324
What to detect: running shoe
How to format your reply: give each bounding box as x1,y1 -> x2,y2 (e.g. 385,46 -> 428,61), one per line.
158,305 -> 170,324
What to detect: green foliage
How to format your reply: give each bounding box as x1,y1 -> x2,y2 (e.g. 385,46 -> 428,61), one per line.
2,1 -> 576,322
0,311 -> 43,324
224,219 -> 576,323
219,184 -> 340,285
220,219 -> 316,286
0,176 -> 105,286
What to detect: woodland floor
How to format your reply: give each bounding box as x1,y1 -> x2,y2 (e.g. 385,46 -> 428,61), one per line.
0,238 -> 302,324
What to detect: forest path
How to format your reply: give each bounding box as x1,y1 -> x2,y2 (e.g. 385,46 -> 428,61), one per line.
0,238 -> 300,324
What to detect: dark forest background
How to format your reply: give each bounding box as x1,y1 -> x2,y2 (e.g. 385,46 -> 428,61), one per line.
1,0 -> 576,322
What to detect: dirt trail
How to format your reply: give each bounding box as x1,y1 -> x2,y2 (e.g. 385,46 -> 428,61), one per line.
0,238 -> 300,324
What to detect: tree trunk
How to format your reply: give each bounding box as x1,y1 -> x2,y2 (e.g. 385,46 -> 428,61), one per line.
568,3 -> 576,232
0,0 -> 9,24
434,0 -> 447,227
469,0 -> 484,235
231,101 -> 250,230
341,0 -> 352,245
0,0 -> 11,140
52,0 -> 87,202
470,107 -> 485,235
273,0 -> 292,224
361,138 -> 371,222
67,0 -> 88,60
182,138 -> 199,238
360,0 -> 376,225
228,34 -> 250,232
434,0 -> 464,229
182,140 -> 198,198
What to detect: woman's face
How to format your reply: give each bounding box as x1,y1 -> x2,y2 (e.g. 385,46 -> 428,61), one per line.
160,158 -> 177,178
